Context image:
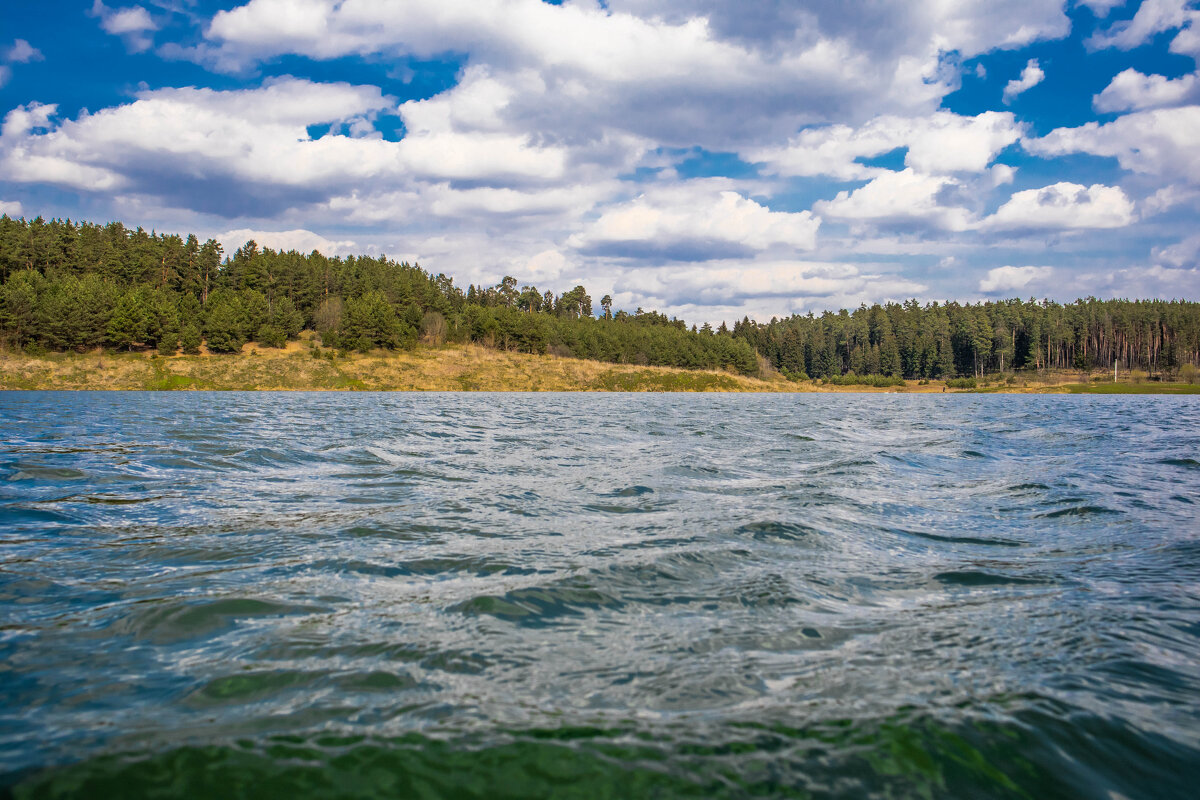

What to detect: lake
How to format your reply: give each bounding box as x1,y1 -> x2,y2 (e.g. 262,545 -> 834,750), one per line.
1,391 -> 1198,798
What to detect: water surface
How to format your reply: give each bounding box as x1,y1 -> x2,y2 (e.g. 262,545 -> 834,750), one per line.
1,392 -> 1198,798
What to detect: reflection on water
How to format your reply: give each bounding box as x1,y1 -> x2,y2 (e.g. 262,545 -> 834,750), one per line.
1,391 -> 1199,798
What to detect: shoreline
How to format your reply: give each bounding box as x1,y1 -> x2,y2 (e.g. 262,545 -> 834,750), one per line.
2,343 -> 1197,394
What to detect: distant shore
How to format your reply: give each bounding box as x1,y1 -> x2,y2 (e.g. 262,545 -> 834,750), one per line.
2,340 -> 1198,394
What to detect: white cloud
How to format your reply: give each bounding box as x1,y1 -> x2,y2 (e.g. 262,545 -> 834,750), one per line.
749,111 -> 1022,179
1076,0 -> 1127,17
978,265 -> 1054,292
218,228 -> 359,256
981,182 -> 1136,231
0,80 -> 406,199
568,185 -> 821,260
191,0 -> 1072,154
0,200 -> 22,217
1,102 -> 57,138
1154,234 -> 1200,267
1141,183 -> 1200,215
4,0 -> 1195,323
1093,68 -> 1199,112
1065,263 -> 1200,298
1088,0 -> 1194,50
5,39 -> 44,63
91,1 -> 158,52
1003,59 -> 1045,103
1171,12 -> 1200,58
609,259 -> 928,319
1027,106 -> 1200,182
815,169 -> 975,231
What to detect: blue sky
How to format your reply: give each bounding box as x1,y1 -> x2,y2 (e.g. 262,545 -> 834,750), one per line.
1,1 -> 1198,323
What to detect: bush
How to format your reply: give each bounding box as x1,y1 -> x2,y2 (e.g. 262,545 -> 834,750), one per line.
180,324 -> 202,355
157,331 -> 179,356
824,372 -> 905,387
255,324 -> 287,349
946,377 -> 977,389
782,369 -> 809,382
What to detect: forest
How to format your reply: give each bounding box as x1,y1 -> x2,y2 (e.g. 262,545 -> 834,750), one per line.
1,214 -> 1198,381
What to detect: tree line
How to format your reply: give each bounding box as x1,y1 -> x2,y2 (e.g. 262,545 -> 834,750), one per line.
0,215 -> 758,374
1,214 -> 1197,379
731,296 -> 1200,380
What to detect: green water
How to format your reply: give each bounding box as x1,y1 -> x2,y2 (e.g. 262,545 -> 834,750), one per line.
2,392 -> 1198,798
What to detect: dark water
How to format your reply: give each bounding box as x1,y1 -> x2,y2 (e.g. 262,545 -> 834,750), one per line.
1,391 -> 1198,799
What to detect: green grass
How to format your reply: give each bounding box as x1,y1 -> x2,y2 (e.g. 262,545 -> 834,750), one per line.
592,369 -> 743,392
1061,382 -> 1200,394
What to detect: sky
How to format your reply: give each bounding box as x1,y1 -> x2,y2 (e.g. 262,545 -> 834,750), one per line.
1,0 -> 1199,324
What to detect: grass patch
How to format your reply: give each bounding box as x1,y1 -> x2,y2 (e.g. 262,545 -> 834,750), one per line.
1060,382 -> 1200,395
6,345 -> 1193,394
592,369 -> 744,392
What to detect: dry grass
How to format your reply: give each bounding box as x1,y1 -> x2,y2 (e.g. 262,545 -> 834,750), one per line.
6,341 -> 1161,393
0,342 -> 796,392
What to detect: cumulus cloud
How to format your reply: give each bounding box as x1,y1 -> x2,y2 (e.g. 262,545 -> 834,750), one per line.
1027,106 -> 1200,182
610,259 -> 928,319
0,77 -> 571,216
1094,68 -> 1199,112
91,1 -> 157,52
749,111 -> 1022,180
1076,0 -> 1127,17
5,39 -> 43,63
1065,264 -> 1200,298
978,265 -> 1054,292
567,185 -> 821,261
0,200 -> 22,217
188,0 -> 1072,153
1154,234 -> 1200,267
217,228 -> 360,256
815,169 -> 976,231
1,102 -> 57,138
981,182 -> 1136,231
1088,0 -> 1194,50
1003,59 -> 1045,103
4,0 -> 1196,321
0,80 -> 401,209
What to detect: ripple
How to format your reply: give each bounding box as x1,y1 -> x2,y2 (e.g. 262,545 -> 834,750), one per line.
111,597 -> 329,644
2,391 -> 1198,798
1036,505 -> 1123,519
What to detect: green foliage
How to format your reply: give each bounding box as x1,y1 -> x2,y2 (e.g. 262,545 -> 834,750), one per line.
180,323 -> 202,355
204,292 -> 244,353
824,373 -> 906,387
271,296 -> 304,339
1,215 -> 1198,385
340,290 -> 404,352
157,330 -> 179,356
731,297 -> 1200,381
1065,382 -> 1200,394
945,377 -> 977,389
255,324 -> 287,349
106,287 -> 152,350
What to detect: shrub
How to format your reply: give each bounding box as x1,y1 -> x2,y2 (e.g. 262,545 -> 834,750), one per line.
157,331 -> 179,356
180,324 -> 202,355
825,372 -> 905,387
255,324 -> 287,349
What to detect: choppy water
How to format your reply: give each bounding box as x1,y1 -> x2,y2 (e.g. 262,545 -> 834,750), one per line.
1,391 -> 1198,799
